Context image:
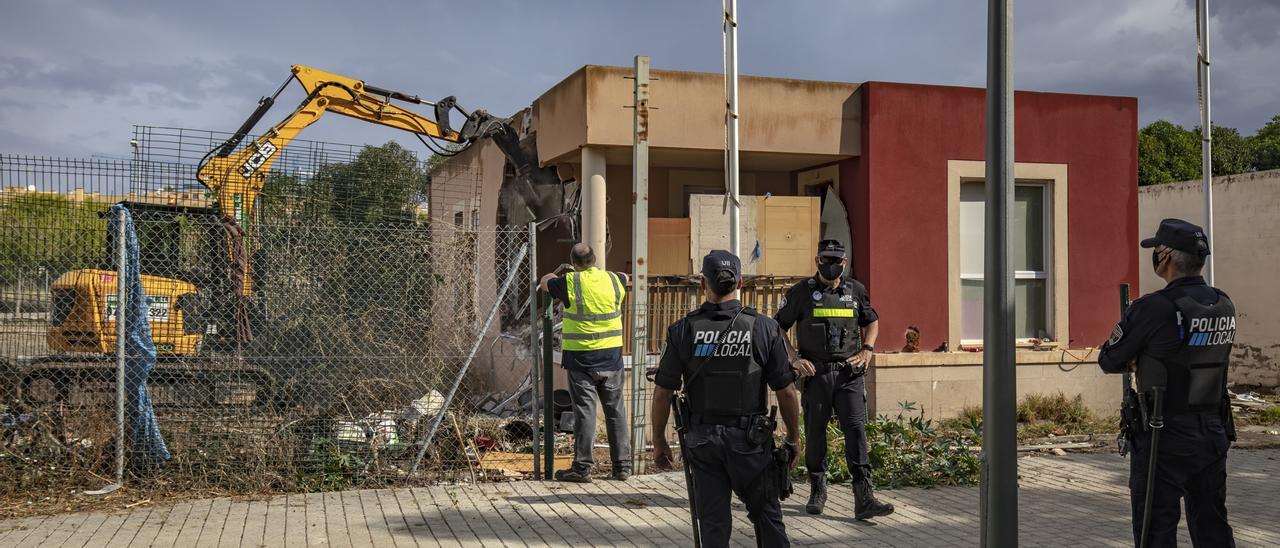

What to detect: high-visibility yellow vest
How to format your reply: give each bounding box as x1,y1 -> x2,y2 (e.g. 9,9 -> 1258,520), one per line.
563,267 -> 625,351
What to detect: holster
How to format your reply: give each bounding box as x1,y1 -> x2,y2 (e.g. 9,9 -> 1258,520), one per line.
1116,389 -> 1146,458
748,410 -> 777,447
772,441 -> 795,501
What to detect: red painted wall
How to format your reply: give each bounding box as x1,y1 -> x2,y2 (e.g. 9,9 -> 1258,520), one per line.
848,82 -> 1138,351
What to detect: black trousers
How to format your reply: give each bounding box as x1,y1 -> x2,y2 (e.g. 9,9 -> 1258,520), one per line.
684,424 -> 789,548
1129,412 -> 1235,547
802,368 -> 871,483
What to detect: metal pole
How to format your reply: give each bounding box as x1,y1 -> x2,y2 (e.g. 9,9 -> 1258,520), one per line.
725,0 -> 741,258
529,222 -> 540,479
115,208 -> 127,487
981,0 -> 1017,545
1120,284 -> 1133,397
631,54 -> 652,475
406,242 -> 529,479
542,293 -> 555,479
1197,0 -> 1215,284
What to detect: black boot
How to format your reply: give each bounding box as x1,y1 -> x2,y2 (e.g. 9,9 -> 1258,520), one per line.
806,477 -> 828,515
853,478 -> 894,520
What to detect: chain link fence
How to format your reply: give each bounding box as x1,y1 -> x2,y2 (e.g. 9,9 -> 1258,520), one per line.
1,139 -> 543,504
1,124 -> 811,508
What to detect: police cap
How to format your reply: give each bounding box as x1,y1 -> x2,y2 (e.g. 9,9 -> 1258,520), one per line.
1140,218 -> 1211,257
817,239 -> 846,259
701,250 -> 741,281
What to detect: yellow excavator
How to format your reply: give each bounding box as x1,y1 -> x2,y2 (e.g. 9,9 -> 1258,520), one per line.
28,65 -> 563,406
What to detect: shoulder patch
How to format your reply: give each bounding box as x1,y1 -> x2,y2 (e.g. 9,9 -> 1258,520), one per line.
779,296 -> 787,309
1107,324 -> 1124,346
806,278 -> 817,288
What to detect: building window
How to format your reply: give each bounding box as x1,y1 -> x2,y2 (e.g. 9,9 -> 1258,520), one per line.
958,180 -> 1051,341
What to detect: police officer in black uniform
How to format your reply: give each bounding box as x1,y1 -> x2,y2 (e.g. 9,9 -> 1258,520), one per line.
1100,218 -> 1237,547
651,250 -> 803,548
775,240 -> 893,519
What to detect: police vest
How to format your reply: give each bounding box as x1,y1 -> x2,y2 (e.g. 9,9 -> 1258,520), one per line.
684,308 -> 766,417
1141,286 -> 1237,415
563,268 -> 625,351
795,277 -> 862,363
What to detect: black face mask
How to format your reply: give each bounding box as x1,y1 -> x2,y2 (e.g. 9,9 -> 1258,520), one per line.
1152,249 -> 1163,272
819,262 -> 844,281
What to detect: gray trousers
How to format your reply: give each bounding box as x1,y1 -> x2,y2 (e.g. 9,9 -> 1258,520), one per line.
567,367 -> 631,473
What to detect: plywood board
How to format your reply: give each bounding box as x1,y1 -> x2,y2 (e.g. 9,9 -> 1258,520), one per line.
759,196 -> 821,276
688,194 -> 760,275
648,218 -> 692,275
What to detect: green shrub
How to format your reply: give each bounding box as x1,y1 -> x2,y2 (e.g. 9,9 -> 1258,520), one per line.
1017,392 -> 1091,425
788,401 -> 983,489
1259,406 -> 1280,426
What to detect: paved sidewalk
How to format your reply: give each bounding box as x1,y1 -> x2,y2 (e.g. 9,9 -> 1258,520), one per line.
2,449 -> 1277,547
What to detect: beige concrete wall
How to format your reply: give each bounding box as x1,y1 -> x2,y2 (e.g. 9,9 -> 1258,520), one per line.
426,140 -> 527,396
1138,169 -> 1280,387
867,351 -> 1119,420
534,65 -> 859,165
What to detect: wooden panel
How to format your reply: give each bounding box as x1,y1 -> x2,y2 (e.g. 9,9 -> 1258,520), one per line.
648,218 -> 691,275
759,196 -> 820,276
688,194 -> 760,275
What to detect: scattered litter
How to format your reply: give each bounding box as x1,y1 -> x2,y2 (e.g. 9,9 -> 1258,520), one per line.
474,435 -> 498,452
477,451 -> 571,476
405,390 -> 446,420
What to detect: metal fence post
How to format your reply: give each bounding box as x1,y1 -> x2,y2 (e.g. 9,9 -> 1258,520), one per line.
542,293 -> 555,479
115,208 -> 127,488
529,222 -> 540,478
88,207 -> 128,496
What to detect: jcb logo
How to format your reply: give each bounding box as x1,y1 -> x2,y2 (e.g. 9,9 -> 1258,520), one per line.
239,141 -> 278,178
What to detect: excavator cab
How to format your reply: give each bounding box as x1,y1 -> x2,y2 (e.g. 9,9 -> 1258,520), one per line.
46,201 -> 237,357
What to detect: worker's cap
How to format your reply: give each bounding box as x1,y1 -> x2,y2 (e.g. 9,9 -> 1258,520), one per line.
816,239 -> 847,259
1140,218 -> 1210,256
701,250 -> 741,281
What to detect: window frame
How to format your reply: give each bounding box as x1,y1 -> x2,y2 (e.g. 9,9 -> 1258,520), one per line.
957,180 -> 1053,344
946,160 -> 1069,351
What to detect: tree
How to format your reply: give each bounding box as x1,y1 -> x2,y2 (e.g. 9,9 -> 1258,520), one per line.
1207,125 -> 1252,176
0,193 -> 108,284
310,141 -> 429,225
1138,120 -> 1264,185
1138,120 -> 1200,185
1251,115 -> 1280,171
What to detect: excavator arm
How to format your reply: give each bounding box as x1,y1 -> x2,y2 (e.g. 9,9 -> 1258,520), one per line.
197,64 -> 473,229
196,64 -> 547,296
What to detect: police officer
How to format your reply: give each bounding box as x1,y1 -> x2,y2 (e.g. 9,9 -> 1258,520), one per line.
651,250 -> 802,548
1100,219 -> 1237,547
539,243 -> 631,482
775,239 -> 893,519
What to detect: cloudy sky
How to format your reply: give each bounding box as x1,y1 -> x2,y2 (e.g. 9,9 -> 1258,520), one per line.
1,0 -> 1276,159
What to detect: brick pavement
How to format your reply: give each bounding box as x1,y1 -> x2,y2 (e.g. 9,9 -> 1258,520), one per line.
2,449 -> 1277,547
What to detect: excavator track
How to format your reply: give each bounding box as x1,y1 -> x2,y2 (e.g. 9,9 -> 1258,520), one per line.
12,354 -> 274,410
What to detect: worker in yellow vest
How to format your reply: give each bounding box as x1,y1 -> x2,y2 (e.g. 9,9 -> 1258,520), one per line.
539,243 -> 630,482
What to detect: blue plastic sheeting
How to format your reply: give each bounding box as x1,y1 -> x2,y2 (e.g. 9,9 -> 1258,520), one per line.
109,204 -> 171,470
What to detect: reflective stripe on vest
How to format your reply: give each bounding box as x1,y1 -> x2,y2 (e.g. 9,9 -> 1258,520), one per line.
563,268 -> 626,351
811,307 -> 855,318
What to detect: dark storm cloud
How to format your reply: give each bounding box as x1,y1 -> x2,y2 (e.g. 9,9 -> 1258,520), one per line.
0,0 -> 1275,158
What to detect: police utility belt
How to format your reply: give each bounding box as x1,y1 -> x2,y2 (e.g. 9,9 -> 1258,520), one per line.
809,359 -> 863,376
